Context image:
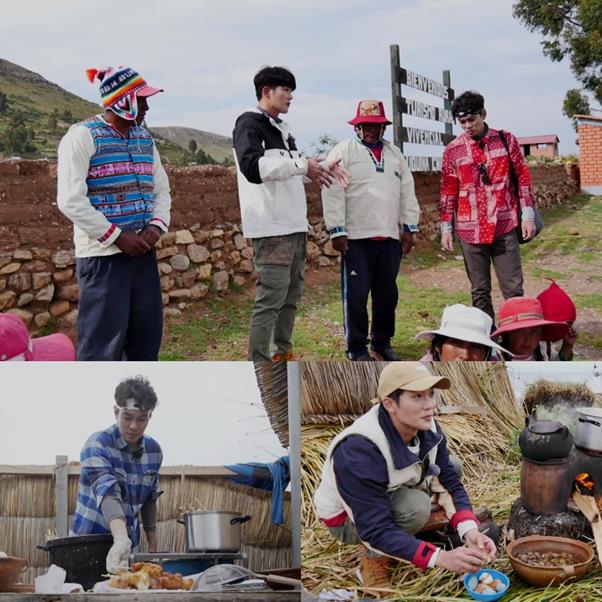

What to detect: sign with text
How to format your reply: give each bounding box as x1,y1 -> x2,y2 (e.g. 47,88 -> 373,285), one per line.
390,45 -> 455,171
399,68 -> 454,100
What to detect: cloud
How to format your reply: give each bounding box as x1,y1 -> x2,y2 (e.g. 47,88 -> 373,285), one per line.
0,0 -> 584,153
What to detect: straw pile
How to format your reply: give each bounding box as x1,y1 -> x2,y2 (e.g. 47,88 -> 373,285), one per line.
300,362 -> 602,599
301,365 -> 602,599
523,379 -> 600,414
255,361 -> 289,447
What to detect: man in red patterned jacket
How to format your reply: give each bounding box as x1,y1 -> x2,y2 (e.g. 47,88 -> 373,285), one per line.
440,91 -> 536,322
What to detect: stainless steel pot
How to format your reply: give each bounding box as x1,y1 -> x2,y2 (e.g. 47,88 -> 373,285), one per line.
575,407 -> 602,452
177,511 -> 251,552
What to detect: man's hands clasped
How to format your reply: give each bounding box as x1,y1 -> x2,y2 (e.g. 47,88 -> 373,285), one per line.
115,225 -> 162,257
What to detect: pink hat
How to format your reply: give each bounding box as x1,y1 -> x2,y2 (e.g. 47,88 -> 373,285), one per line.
0,313 -> 75,361
348,99 -> 392,126
537,279 -> 576,323
491,297 -> 570,343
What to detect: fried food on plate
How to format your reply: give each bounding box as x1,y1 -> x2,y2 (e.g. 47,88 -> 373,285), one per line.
107,563 -> 193,591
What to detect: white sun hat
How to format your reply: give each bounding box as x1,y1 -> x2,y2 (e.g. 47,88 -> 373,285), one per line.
415,304 -> 511,355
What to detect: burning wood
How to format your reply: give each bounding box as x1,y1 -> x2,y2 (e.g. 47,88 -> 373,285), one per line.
572,487 -> 602,566
574,473 -> 602,512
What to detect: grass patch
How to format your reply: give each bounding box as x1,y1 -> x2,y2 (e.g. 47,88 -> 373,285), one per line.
531,266 -> 565,280
160,194 -> 601,360
161,293 -> 252,360
34,316 -> 59,337
575,293 -> 602,313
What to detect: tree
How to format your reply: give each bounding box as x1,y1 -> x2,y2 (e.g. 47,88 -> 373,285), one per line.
513,1 -> 602,104
48,109 -> 58,133
562,89 -> 591,130
188,139 -> 197,154
309,133 -> 338,158
1,112 -> 37,154
196,147 -> 217,164
61,109 -> 73,122
0,91 -> 8,113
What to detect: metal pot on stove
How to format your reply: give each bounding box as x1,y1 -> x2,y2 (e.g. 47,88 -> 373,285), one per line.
177,511 -> 251,552
575,407 -> 602,453
519,416 -> 573,462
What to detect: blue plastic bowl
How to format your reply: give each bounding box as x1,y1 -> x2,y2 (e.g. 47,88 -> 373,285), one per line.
463,569 -> 509,601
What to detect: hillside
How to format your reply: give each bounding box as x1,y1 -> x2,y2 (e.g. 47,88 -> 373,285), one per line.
152,125 -> 233,164
0,58 -> 223,164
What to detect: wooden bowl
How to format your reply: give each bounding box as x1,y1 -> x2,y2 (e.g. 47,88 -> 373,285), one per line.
0,556 -> 28,592
506,535 -> 593,587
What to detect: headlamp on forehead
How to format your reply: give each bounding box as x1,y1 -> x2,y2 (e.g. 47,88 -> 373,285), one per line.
122,398 -> 142,411
454,110 -> 484,126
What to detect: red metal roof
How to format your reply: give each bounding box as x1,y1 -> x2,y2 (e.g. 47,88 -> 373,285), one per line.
517,135 -> 559,145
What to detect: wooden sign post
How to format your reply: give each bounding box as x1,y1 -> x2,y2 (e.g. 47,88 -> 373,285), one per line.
390,44 -> 455,171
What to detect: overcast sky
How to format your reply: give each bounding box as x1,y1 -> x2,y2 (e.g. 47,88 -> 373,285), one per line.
0,0 -> 593,155
0,362 -> 286,465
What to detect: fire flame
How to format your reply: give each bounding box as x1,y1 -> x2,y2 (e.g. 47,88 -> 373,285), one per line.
575,473 -> 602,512
575,472 -> 594,491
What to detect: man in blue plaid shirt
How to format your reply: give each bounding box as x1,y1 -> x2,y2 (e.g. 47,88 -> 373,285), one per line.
72,376 -> 163,573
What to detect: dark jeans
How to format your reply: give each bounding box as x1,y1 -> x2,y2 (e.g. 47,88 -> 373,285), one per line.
249,232 -> 306,362
459,229 -> 524,323
341,238 -> 402,355
76,249 -> 163,361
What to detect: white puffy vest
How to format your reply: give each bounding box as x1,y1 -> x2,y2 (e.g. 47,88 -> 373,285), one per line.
313,404 -> 440,522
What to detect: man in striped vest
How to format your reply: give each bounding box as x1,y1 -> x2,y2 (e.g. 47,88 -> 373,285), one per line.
58,66 -> 171,360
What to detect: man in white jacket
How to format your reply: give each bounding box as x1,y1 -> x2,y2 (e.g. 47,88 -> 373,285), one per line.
322,100 -> 420,360
233,66 -> 347,362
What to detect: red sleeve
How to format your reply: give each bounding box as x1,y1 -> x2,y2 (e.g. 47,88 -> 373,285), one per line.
450,509 -> 479,531
439,147 -> 459,223
411,541 -> 438,571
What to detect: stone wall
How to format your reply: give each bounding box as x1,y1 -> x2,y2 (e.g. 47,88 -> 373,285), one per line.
0,160 -> 579,330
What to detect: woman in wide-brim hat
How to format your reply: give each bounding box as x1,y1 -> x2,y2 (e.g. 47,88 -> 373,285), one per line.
492,296 -> 569,361
416,303 -> 511,361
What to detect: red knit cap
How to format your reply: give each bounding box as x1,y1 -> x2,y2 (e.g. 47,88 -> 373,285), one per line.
537,279 -> 576,323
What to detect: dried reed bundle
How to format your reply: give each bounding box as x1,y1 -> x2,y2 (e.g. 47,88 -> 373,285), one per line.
0,516 -> 54,567
428,362 -> 522,437
255,361 -> 289,448
0,476 -> 55,517
300,361 -> 382,416
523,379 -> 600,415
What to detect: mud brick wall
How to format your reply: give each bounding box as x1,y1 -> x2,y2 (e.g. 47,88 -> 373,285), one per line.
577,115 -> 602,194
0,160 -> 578,331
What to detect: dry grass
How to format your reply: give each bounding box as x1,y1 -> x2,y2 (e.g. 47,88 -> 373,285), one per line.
300,363 -> 602,600
255,361 -> 290,448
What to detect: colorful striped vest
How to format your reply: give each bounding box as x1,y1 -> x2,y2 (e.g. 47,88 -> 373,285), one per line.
83,118 -> 155,232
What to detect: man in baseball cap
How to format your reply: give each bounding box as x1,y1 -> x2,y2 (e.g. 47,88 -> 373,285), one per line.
57,66 -> 171,360
322,100 -> 420,361
313,362 -> 496,588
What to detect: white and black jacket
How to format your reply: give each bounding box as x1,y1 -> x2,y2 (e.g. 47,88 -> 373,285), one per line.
233,109 -> 309,239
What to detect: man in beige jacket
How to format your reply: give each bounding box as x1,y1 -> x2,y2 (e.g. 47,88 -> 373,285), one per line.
322,100 -> 420,360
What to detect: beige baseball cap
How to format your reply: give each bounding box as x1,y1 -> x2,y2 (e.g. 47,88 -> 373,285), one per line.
376,362 -> 450,402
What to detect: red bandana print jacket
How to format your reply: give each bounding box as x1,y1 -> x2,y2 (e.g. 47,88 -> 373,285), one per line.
439,128 -> 534,245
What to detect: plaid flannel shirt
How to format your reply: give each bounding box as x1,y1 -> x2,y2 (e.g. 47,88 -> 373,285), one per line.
72,424 -> 162,548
